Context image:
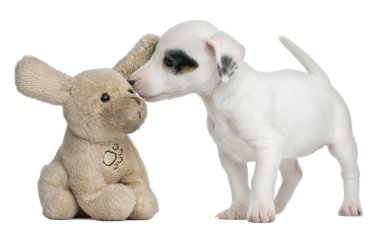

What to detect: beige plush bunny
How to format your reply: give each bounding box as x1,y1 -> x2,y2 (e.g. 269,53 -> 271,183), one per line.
15,35 -> 160,221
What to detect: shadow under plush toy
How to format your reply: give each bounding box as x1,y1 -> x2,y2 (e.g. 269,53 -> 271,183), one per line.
15,35 -> 160,220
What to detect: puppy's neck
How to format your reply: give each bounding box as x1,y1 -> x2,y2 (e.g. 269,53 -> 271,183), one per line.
198,62 -> 259,102
196,70 -> 220,99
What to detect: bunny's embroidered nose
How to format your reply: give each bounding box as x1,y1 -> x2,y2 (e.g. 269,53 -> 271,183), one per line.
130,97 -> 141,105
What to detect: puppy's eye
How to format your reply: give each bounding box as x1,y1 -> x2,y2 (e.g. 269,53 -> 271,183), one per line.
164,56 -> 175,67
100,93 -> 111,102
128,89 -> 135,94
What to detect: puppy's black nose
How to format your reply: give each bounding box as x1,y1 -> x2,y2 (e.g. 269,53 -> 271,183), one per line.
128,79 -> 136,86
130,97 -> 141,105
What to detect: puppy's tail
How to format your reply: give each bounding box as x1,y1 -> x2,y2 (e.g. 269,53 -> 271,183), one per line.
279,36 -> 330,84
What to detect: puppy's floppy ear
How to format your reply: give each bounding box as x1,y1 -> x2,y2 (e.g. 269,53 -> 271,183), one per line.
206,31 -> 245,83
114,34 -> 160,79
15,56 -> 73,105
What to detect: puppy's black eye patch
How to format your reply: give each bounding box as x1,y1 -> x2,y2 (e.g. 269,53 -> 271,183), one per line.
164,49 -> 198,74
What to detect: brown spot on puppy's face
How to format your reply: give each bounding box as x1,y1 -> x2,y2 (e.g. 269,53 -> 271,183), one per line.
63,69 -> 147,142
180,65 -> 197,74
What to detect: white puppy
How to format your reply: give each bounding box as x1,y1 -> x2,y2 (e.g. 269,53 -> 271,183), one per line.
128,20 -> 362,222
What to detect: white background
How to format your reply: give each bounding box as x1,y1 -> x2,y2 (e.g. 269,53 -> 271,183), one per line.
1,0 -> 379,226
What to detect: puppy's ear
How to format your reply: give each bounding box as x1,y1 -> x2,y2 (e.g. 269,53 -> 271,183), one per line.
206,31 -> 245,83
15,56 -> 73,105
114,34 -> 160,79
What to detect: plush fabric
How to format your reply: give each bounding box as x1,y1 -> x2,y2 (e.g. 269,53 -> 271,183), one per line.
15,35 -> 160,220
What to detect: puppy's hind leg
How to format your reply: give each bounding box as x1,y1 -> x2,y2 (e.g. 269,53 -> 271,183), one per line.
329,134 -> 362,216
274,159 -> 303,214
216,150 -> 250,220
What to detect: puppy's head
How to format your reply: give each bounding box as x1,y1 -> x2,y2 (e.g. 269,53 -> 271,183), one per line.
128,20 -> 245,102
16,56 -> 147,142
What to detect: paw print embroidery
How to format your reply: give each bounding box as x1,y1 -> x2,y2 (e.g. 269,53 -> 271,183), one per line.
103,143 -> 123,170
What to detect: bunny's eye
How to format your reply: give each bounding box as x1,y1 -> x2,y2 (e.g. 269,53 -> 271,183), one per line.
101,93 -> 111,102
128,89 -> 135,94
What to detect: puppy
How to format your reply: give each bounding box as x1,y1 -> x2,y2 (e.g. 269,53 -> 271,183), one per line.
128,20 -> 362,222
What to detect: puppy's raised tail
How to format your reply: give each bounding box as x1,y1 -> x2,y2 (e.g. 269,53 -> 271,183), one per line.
279,36 -> 330,84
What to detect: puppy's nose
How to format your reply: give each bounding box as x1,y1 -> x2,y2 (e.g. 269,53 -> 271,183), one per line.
130,97 -> 141,105
127,79 -> 136,86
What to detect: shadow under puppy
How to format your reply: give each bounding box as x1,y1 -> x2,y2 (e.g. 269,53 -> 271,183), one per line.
15,35 -> 160,220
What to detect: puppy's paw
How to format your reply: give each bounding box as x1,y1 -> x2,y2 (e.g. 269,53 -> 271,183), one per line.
339,201 -> 362,216
274,200 -> 286,214
216,206 -> 248,220
247,201 -> 276,223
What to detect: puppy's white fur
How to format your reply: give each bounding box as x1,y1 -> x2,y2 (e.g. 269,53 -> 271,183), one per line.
129,21 -> 362,222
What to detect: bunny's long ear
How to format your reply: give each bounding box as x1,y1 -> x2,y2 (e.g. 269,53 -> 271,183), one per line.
114,34 -> 160,79
15,56 -> 73,105
206,31 -> 245,83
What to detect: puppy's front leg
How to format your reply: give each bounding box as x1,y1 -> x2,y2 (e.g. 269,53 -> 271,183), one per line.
216,150 -> 250,220
247,136 -> 283,223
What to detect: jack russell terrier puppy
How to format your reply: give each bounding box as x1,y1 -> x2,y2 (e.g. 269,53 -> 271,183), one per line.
127,20 -> 362,223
